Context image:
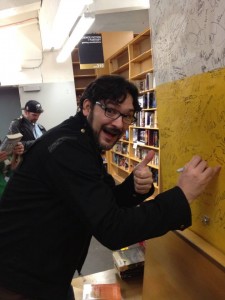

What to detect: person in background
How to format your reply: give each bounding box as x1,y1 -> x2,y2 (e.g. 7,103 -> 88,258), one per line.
0,75 -> 221,300
0,142 -> 24,199
8,100 -> 46,151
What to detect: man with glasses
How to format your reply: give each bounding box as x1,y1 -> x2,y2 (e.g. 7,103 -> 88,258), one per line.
0,75 -> 220,300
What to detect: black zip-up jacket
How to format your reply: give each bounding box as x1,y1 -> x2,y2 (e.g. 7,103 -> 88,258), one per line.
0,112 -> 191,300
8,116 -> 46,150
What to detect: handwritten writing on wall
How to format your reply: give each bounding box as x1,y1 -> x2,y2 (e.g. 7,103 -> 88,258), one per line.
157,68 -> 225,254
151,0 -> 225,85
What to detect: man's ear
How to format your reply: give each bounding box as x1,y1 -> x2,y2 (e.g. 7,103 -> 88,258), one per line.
82,99 -> 92,116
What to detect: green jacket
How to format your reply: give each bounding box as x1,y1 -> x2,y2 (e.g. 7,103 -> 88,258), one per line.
0,161 -> 12,198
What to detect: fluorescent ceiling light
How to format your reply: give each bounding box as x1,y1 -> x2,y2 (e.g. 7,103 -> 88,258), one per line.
56,14 -> 95,63
51,0 -> 93,50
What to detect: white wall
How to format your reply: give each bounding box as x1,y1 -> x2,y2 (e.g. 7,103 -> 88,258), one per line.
0,21 -> 77,130
19,81 -> 77,130
19,51 -> 77,130
0,22 -> 42,85
150,0 -> 225,85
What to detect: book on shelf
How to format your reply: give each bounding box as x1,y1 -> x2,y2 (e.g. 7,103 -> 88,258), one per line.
121,129 -> 129,141
0,133 -> 23,154
82,283 -> 121,300
112,243 -> 145,280
152,169 -> 159,185
134,79 -> 146,92
132,128 -> 138,143
121,143 -> 128,155
134,147 -> 149,160
138,95 -> 143,108
134,74 -> 154,92
145,72 -> 153,90
152,130 -> 159,147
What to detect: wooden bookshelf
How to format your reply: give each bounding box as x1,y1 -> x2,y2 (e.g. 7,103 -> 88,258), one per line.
129,28 -> 153,80
108,45 -> 129,78
71,29 -> 159,193
106,28 -> 159,194
71,48 -> 97,106
71,32 -> 133,107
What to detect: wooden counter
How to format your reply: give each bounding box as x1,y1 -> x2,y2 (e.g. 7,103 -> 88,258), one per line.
143,231 -> 225,300
72,231 -> 225,299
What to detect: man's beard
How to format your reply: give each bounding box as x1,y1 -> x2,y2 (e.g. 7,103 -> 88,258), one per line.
94,125 -> 123,151
87,111 -> 123,151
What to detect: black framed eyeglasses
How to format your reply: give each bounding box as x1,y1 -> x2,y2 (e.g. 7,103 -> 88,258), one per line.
95,102 -> 137,125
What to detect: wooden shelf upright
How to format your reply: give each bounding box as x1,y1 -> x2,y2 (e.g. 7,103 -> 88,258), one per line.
107,28 -> 159,196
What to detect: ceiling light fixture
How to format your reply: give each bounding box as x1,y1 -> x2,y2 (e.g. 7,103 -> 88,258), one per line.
51,0 -> 93,50
56,13 -> 95,63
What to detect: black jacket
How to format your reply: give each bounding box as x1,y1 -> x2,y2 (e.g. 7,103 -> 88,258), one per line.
0,112 -> 191,300
8,116 -> 46,150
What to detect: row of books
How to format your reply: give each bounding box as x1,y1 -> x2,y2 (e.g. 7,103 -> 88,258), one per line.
138,91 -> 157,109
133,129 -> 159,147
113,142 -> 129,155
112,153 -> 129,170
133,72 -> 155,91
114,142 -> 160,158
135,110 -> 158,128
121,129 -> 129,141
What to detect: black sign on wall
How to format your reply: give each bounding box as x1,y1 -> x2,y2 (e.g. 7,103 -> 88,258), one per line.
78,34 -> 104,69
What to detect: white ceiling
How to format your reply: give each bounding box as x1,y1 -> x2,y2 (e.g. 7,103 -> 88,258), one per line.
0,0 -> 150,50
0,0 -> 40,21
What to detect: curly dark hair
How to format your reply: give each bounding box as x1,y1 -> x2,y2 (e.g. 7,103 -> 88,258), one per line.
79,75 -> 141,112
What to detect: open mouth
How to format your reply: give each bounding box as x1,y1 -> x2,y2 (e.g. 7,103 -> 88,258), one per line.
102,127 -> 122,136
103,127 -> 122,139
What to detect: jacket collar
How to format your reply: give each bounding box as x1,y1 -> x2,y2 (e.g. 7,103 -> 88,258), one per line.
75,111 -> 101,153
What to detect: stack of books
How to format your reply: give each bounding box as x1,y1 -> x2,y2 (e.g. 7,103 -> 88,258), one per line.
112,243 -> 145,280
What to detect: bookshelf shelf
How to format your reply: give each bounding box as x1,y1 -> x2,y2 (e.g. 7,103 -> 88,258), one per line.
130,68 -> 153,81
109,46 -> 129,74
130,49 -> 152,64
112,173 -> 125,184
119,139 -> 129,143
149,163 -> 159,170
110,62 -> 129,74
111,162 -> 129,171
142,108 -> 157,112
130,142 -> 159,150
132,125 -> 159,129
140,88 -> 155,94
106,27 -> 160,196
129,29 -> 151,60
71,48 -> 97,104
112,151 -> 129,158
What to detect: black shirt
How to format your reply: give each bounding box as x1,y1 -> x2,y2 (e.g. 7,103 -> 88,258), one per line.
0,112 -> 191,300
